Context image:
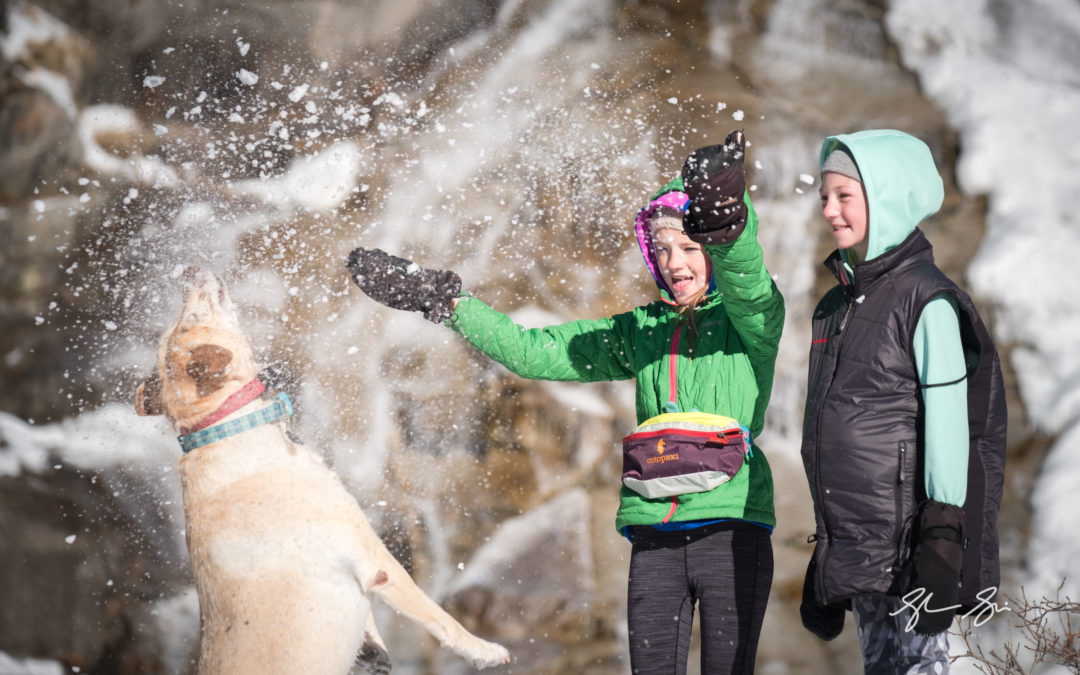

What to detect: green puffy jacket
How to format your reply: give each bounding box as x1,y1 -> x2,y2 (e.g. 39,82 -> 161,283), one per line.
447,180 -> 785,532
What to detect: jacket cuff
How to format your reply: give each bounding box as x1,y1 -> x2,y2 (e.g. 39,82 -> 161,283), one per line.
917,499 -> 964,541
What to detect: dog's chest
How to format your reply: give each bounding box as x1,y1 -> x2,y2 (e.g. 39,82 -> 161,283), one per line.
179,432 -> 365,577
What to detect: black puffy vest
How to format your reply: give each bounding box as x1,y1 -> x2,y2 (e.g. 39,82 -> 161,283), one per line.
801,229 -> 1006,608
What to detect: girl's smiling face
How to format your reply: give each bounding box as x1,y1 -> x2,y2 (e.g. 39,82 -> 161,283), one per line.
653,228 -> 711,306
820,172 -> 869,261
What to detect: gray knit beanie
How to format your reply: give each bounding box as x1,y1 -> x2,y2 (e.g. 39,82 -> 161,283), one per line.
821,148 -> 862,182
648,205 -> 686,234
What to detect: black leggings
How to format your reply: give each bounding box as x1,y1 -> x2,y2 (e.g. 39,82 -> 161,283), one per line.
627,521 -> 773,674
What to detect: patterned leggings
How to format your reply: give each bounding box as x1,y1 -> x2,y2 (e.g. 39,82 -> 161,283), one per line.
626,521 -> 773,674
851,596 -> 951,675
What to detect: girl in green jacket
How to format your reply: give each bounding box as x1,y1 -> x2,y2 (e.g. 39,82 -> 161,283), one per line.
346,131 -> 785,674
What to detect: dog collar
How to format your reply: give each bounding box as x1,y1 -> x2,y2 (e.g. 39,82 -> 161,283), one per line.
177,392 -> 294,453
179,367 -> 285,435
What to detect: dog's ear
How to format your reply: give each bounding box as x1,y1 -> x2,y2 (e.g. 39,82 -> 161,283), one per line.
186,344 -> 234,398
135,372 -> 164,416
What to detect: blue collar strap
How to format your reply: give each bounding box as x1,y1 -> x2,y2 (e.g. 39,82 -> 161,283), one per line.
178,392 -> 294,453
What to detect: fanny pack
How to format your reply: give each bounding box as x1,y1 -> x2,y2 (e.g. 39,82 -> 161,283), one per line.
620,323 -> 751,501
621,411 -> 751,499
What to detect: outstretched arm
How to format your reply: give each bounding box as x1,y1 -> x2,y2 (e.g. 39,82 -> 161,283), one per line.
346,249 -> 635,383
447,296 -> 636,383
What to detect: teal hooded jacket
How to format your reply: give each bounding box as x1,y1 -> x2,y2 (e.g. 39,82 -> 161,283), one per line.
447,184 -> 785,532
820,129 -> 968,506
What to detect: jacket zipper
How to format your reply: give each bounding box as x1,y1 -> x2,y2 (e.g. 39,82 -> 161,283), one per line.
812,278 -> 858,600
663,324 -> 683,519
662,497 -> 678,523
893,440 -> 909,571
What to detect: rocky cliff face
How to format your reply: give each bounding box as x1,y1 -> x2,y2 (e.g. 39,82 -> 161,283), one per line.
0,1 -> 1022,673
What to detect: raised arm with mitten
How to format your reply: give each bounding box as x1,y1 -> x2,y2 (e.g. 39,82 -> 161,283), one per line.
681,129 -> 749,245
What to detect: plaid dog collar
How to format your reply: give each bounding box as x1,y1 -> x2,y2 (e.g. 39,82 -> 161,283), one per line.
178,366 -> 286,435
178,392 -> 294,453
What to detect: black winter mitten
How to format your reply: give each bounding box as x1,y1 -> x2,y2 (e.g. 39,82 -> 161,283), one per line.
680,129 -> 748,245
346,247 -> 462,324
799,551 -> 846,641
908,500 -> 965,635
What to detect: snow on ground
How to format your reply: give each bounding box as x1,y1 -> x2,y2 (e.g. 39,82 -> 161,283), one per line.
0,653 -> 63,675
0,404 -> 177,477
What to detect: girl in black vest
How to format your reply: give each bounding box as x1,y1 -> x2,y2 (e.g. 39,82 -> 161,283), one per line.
798,130 -> 1005,675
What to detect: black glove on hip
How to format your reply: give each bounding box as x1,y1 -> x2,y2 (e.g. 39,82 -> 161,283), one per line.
907,500 -> 965,635
346,247 -> 461,324
799,549 -> 846,641
680,129 -> 748,245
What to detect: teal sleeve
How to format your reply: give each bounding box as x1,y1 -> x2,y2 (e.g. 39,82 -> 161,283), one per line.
446,296 -> 636,382
914,295 -> 968,506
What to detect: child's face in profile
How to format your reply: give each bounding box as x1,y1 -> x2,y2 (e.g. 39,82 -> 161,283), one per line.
653,228 -> 710,306
820,172 -> 869,261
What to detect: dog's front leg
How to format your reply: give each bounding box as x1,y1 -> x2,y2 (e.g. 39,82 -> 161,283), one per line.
364,564 -> 508,669
349,519 -> 508,668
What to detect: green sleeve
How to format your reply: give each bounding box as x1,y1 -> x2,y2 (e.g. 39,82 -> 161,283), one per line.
446,296 -> 636,382
703,192 -> 785,431
914,295 -> 969,506
704,191 -> 785,366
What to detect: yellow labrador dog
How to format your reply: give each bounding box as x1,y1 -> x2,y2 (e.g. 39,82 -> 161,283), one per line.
135,268 -> 509,674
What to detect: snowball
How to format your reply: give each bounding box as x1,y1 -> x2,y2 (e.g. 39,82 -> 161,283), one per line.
289,84 -> 309,102
236,69 -> 258,86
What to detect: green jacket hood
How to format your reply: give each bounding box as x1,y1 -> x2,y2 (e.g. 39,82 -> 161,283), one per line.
633,176 -> 718,301
820,130 -> 944,261
634,176 -> 688,300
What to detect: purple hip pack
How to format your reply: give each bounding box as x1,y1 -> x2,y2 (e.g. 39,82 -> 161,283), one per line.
622,411 -> 751,499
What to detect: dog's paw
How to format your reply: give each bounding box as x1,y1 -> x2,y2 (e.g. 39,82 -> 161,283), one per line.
465,640 -> 510,670
355,640 -> 392,675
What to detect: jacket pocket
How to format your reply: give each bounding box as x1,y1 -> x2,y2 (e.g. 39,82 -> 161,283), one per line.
893,439 -> 918,572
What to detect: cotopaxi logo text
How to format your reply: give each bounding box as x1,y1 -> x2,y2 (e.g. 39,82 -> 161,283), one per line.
647,439 -> 680,464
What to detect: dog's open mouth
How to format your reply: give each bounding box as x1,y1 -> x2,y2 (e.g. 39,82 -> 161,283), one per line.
180,267 -> 233,319
135,267 -> 256,427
